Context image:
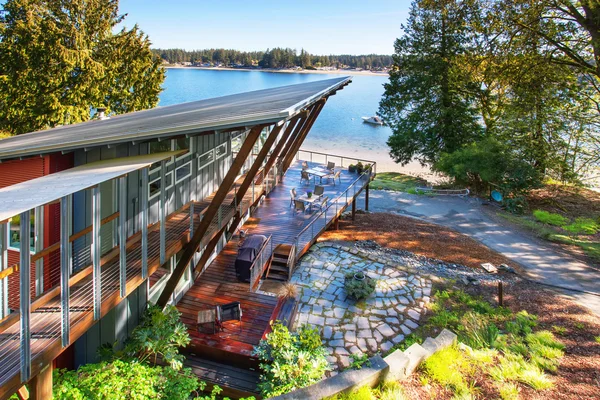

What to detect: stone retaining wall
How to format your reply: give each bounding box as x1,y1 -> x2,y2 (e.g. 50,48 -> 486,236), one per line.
269,329 -> 457,400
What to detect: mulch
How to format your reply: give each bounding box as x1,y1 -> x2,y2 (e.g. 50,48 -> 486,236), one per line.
321,212 -> 600,399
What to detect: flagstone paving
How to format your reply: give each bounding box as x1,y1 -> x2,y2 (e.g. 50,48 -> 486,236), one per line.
291,241 -> 432,369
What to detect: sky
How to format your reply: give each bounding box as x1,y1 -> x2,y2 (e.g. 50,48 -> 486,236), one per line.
118,0 -> 412,55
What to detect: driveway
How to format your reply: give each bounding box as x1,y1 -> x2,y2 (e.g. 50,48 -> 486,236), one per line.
361,190 -> 600,316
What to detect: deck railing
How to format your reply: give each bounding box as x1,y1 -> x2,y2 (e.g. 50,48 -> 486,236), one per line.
296,149 -> 378,176
249,234 -> 273,292
292,159 -> 376,262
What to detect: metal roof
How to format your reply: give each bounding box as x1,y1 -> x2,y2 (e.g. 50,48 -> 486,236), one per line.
0,151 -> 183,221
0,76 -> 351,161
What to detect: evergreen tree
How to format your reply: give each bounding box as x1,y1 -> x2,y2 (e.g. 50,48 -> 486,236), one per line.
379,0 -> 482,165
0,0 -> 165,135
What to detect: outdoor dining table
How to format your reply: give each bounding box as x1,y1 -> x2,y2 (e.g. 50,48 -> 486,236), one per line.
296,193 -> 321,211
304,167 -> 333,183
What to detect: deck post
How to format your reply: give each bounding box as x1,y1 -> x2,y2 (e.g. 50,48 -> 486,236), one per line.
352,198 -> 356,221
118,176 -> 127,298
92,186 -> 102,320
19,210 -> 31,382
365,182 -> 369,211
29,363 -> 53,400
0,222 -> 7,319
141,167 -> 149,279
60,195 -> 71,346
160,160 -> 166,265
34,206 -> 43,296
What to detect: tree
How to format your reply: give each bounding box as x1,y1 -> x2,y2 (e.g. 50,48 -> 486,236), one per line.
379,0 -> 483,166
0,0 -> 164,135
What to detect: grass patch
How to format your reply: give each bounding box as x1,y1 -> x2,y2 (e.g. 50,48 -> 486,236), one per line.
548,234 -> 600,261
370,172 -> 425,192
533,210 -> 568,226
422,345 -> 478,397
595,336 -> 600,343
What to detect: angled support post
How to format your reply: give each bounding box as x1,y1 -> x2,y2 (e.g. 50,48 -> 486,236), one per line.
261,114 -> 302,181
19,210 -> 31,382
141,168 -> 149,279
159,160 -> 166,265
60,195 -> 71,347
92,186 -> 102,320
277,110 -> 311,173
156,125 -> 265,308
118,176 -> 127,298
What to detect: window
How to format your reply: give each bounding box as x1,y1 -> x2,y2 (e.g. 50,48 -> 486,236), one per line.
175,161 -> 192,183
9,214 -> 35,252
149,172 -> 173,199
149,140 -> 174,172
198,150 -> 214,170
215,143 -> 227,160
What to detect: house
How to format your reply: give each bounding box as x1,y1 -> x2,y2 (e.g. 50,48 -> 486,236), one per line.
0,77 -> 375,399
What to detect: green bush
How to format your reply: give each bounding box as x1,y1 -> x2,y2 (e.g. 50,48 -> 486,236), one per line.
344,272 -> 376,300
254,321 -> 330,397
563,217 -> 599,235
53,360 -> 200,400
533,210 -> 568,227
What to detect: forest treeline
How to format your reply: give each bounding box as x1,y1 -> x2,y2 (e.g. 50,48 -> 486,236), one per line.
379,0 -> 600,211
152,48 -> 392,70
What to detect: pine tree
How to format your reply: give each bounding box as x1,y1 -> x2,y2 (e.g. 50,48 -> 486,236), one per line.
0,0 -> 164,135
379,0 -> 482,165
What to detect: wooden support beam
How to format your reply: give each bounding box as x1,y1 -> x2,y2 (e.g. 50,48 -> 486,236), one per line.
281,99 -> 327,173
156,124 -> 265,308
16,385 -> 28,400
277,108 -> 313,172
233,123 -> 284,207
28,364 -> 52,400
261,114 -> 302,180
193,223 -> 228,276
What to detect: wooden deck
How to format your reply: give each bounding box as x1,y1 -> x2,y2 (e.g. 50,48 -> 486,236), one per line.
176,160 -> 370,367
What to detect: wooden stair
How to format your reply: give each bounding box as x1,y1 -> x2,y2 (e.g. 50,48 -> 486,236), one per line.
266,244 -> 294,281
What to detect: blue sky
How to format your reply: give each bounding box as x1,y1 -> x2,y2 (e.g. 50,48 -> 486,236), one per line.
119,0 -> 412,55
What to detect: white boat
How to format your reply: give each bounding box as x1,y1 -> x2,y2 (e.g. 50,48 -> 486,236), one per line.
362,116 -> 384,125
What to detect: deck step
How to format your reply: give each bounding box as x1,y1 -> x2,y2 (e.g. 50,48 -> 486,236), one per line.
184,353 -> 261,399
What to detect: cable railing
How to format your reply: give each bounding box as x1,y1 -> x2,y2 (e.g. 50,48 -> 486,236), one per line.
296,149 -> 378,177
292,159 -> 375,262
249,235 -> 273,293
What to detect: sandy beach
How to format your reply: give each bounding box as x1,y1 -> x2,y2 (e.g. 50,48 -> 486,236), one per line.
164,65 -> 389,77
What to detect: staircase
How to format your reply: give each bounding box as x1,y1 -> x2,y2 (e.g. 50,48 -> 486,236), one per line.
266,244 -> 295,281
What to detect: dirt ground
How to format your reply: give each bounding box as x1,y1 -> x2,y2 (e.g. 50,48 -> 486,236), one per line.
528,184 -> 600,220
321,212 -> 518,270
322,212 -> 600,399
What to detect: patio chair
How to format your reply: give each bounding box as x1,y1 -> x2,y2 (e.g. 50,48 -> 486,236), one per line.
289,188 -> 297,207
197,308 -> 217,334
331,171 -> 341,186
300,170 -> 310,185
316,196 -> 329,212
302,161 -> 309,170
327,161 -> 335,171
314,185 -> 325,199
216,301 -> 242,333
294,200 -> 307,214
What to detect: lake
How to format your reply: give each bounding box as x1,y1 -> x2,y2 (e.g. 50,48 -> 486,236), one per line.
160,68 -> 427,175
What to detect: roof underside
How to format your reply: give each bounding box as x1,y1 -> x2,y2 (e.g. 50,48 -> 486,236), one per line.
0,151 -> 183,222
0,76 -> 350,161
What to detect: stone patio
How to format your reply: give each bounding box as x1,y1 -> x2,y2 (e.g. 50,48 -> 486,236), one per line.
291,241 -> 432,369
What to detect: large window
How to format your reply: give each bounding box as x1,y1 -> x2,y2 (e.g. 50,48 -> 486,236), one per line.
215,143 -> 227,160
149,171 -> 173,199
198,150 -> 214,170
9,214 -> 35,252
175,161 -> 192,183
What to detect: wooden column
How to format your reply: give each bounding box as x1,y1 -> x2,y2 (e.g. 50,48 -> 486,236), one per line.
261,114 -> 303,178
281,99 -> 327,173
156,124 -> 265,308
29,364 -> 52,400
274,111 -> 310,172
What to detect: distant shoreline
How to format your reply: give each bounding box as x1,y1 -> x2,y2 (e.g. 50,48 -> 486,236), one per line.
164,65 -> 389,77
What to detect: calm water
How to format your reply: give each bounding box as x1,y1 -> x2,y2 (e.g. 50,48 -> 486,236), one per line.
160,69 -> 416,173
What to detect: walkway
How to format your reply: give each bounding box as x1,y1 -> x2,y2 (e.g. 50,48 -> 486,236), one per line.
366,190 -> 600,315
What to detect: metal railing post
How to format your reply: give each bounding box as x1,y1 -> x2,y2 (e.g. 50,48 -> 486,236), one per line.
0,222 -> 7,319
141,168 -> 149,279
118,177 -> 127,298
159,160 -> 166,265
19,210 -> 31,382
60,196 -> 71,346
189,202 -> 195,237
92,186 -> 102,320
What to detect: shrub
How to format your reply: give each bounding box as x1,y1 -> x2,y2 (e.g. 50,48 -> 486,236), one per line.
344,272 -> 376,300
563,217 -> 599,235
460,312 -> 499,349
533,210 -> 568,227
348,164 -> 356,173
254,321 -> 329,397
53,360 -> 200,400
356,162 -> 364,174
